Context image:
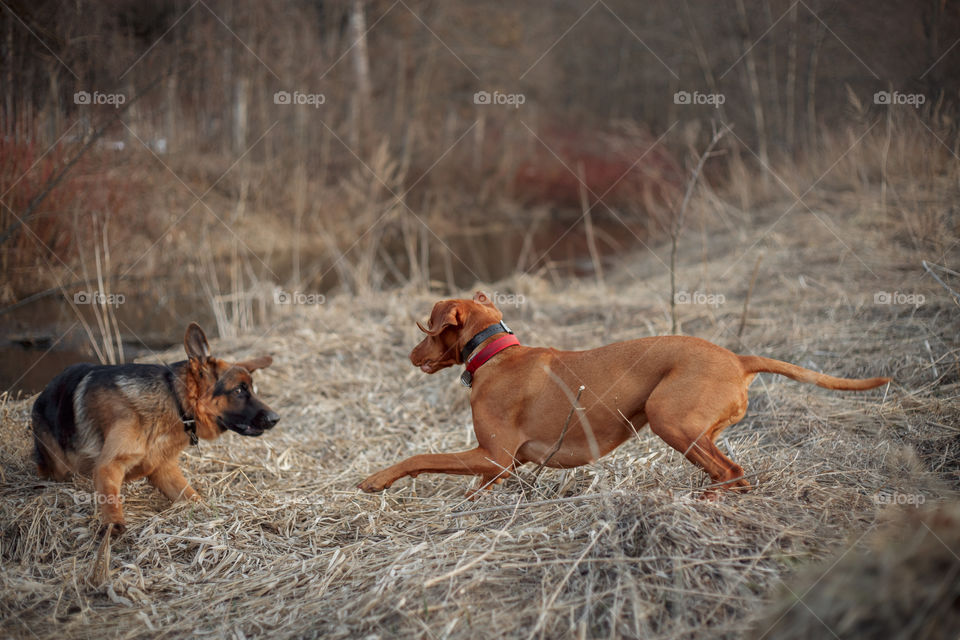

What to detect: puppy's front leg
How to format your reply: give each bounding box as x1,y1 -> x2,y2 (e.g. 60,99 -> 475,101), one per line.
93,460 -> 128,533
148,460 -> 200,502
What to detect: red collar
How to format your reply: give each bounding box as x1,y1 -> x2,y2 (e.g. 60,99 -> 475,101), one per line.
460,334 -> 520,387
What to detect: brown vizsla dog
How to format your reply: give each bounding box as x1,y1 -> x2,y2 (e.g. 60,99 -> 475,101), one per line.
359,292 -> 891,497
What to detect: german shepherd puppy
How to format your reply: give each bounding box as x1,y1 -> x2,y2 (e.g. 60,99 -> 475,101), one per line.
32,323 -> 280,533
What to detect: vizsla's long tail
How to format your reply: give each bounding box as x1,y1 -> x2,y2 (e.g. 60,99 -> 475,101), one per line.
739,356 -> 891,391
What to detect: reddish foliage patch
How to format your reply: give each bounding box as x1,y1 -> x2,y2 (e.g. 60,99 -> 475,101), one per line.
513,124 -> 683,215
0,138 -> 143,294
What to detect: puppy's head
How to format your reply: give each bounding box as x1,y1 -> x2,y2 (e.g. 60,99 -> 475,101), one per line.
410,292 -> 503,373
183,323 -> 280,438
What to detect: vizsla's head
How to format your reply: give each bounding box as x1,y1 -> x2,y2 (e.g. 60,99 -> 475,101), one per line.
410,292 -> 503,373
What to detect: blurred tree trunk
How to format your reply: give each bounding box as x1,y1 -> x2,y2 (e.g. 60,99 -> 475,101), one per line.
921,0 -> 944,93
165,72 -> 177,153
785,2 -> 798,152
349,0 -> 372,157
124,78 -> 137,145
4,19 -> 12,139
763,0 -> 782,149
683,0 -> 730,125
46,65 -> 60,145
232,76 -> 250,221
392,40 -> 406,138
806,20 -> 826,149
233,76 -> 249,154
735,0 -> 769,180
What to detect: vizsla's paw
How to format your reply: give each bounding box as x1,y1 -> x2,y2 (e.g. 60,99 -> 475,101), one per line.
464,484 -> 491,500
358,473 -> 394,493
699,477 -> 751,500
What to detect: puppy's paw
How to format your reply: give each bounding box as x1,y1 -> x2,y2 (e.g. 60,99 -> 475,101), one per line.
98,521 -> 126,538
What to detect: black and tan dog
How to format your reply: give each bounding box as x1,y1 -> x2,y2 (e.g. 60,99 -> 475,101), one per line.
32,323 -> 280,533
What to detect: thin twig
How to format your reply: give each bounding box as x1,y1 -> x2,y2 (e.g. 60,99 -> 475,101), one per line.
738,253 -> 763,338
544,366 -> 599,461
671,124 -> 728,334
533,384 -> 585,476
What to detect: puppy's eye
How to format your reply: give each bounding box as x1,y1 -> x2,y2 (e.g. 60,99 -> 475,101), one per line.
234,386 -> 247,397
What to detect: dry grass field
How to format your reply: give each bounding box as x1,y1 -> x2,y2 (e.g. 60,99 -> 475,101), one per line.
2,178 -> 958,638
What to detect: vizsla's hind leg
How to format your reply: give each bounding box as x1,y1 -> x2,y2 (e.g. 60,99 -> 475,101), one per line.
646,384 -> 751,496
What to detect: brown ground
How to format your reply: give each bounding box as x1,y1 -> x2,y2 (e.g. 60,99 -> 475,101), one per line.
1,188 -> 958,639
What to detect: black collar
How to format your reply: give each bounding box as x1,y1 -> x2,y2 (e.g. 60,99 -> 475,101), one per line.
461,321 -> 513,363
164,368 -> 198,446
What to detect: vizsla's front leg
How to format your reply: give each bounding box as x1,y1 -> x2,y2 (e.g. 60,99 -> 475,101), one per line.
359,447 -> 506,492
148,460 -> 200,503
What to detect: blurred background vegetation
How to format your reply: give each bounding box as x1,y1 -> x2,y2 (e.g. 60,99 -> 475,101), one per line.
1,0 -> 958,390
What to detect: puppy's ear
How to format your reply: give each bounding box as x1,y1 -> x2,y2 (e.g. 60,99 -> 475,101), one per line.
418,301 -> 464,336
236,355 -> 273,372
184,323 -> 210,361
473,291 -> 495,307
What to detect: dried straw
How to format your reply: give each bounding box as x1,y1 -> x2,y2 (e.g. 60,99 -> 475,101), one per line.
1,205 -> 957,639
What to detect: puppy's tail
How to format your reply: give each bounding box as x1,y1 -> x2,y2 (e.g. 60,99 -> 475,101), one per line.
739,355 -> 891,391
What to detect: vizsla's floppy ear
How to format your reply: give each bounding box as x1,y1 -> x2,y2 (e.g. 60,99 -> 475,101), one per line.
473,291 -> 495,308
236,355 -> 273,372
416,301 -> 464,336
184,323 -> 210,361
